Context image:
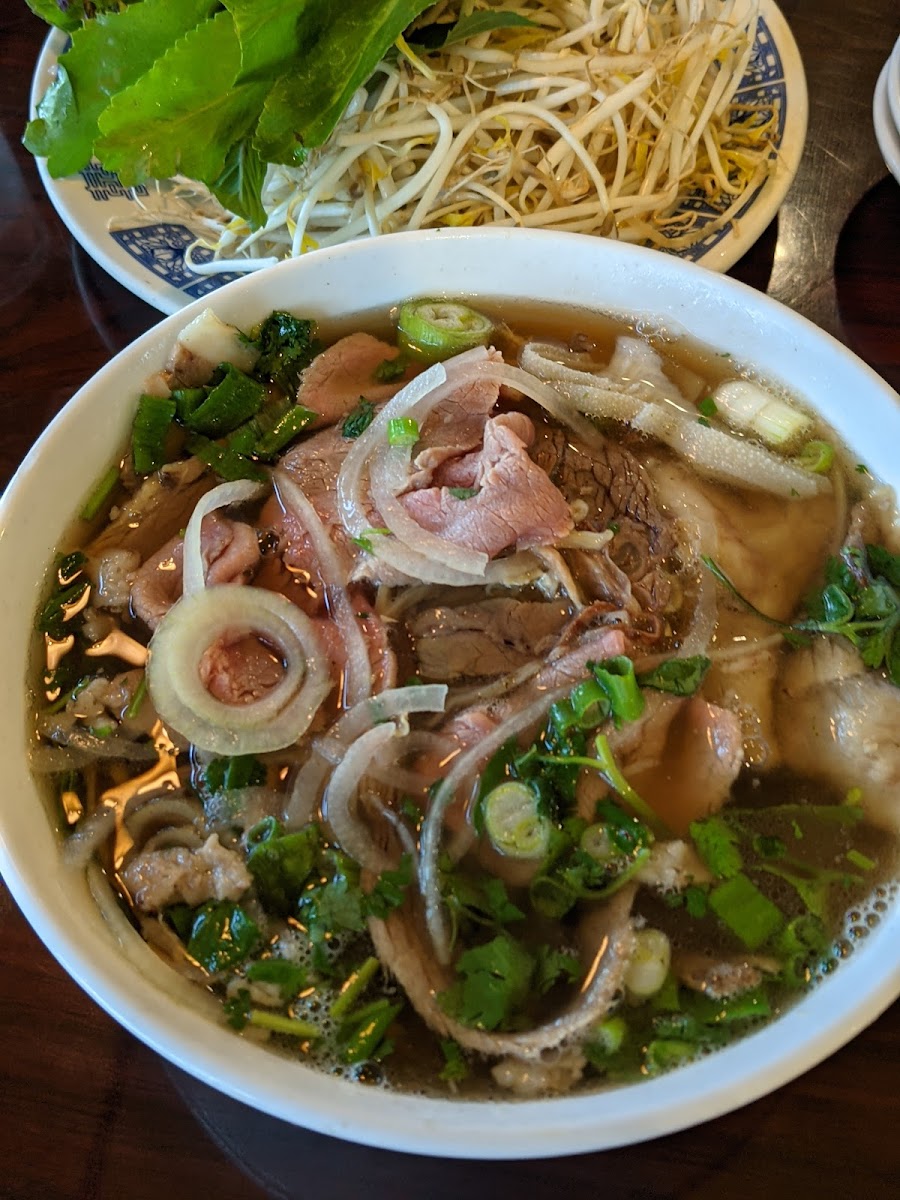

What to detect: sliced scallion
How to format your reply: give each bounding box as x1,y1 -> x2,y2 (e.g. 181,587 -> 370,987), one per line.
79,463 -> 120,522
793,439 -> 835,474
132,393 -> 176,475
482,780 -> 551,860
397,299 -> 493,362
387,416 -> 420,446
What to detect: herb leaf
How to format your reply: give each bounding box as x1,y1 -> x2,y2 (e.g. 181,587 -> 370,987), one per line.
439,934 -> 535,1031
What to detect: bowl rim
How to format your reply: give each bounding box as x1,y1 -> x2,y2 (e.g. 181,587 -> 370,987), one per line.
2,226 -> 899,1160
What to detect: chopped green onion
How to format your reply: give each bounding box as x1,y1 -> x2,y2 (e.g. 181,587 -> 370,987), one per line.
182,363 -> 265,437
447,486 -> 480,500
338,999 -> 402,1064
569,678 -> 611,729
185,434 -> 267,483
482,781 -> 551,860
624,928 -> 672,999
589,657 -> 645,726
712,379 -> 812,447
846,849 -> 875,871
331,956 -> 381,1020
79,463 -> 120,522
794,439 -> 835,474
387,417 -> 420,446
253,403 -> 317,459
171,387 -> 207,423
588,1015 -> 627,1056
397,299 -> 493,363
132,393 -> 176,475
708,873 -> 783,949
125,673 -> 148,719
644,1039 -> 698,1073
247,1010 -> 319,1038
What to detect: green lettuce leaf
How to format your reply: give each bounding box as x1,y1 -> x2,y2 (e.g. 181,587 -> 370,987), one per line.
254,0 -> 434,164
25,0 -> 218,178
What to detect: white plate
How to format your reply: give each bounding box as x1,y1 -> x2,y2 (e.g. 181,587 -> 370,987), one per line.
30,2 -> 807,316
874,60 -> 900,186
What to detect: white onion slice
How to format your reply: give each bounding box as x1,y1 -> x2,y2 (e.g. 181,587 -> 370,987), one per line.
283,684 -> 449,829
182,479 -> 267,597
322,722 -> 398,873
273,470 -> 371,707
337,359 -> 450,538
147,585 -> 331,755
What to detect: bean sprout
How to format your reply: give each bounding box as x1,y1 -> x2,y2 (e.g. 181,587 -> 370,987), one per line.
179,0 -> 775,274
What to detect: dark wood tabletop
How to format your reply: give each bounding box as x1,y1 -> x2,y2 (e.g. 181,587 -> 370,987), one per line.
2,4 -> 899,1198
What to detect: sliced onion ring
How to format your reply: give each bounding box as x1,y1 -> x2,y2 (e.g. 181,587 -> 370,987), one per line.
147,585 -> 332,755
182,479 -> 266,597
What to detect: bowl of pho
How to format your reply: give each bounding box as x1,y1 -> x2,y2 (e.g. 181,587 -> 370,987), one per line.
1,228 -> 898,1158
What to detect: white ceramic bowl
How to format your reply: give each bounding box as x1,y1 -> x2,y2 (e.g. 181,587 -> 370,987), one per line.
874,58 -> 900,187
1,229 -> 899,1159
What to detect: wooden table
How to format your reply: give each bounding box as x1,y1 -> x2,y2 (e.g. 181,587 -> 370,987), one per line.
2,4 -> 899,1197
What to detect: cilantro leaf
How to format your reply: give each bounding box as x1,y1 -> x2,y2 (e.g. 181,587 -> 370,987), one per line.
439,935 -> 535,1031
245,958 -> 307,1000
298,871 -> 367,941
187,901 -> 261,974
252,311 -> 318,395
365,854 -> 413,920
439,1038 -> 469,1082
533,945 -> 581,995
690,816 -> 743,879
341,399 -> 377,439
247,824 -> 319,916
636,656 -> 711,696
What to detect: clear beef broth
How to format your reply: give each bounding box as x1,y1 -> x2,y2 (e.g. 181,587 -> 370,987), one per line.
31,299 -> 899,1099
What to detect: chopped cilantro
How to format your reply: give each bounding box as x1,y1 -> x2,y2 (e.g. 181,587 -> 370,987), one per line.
186,901 -> 261,974
439,934 -> 535,1032
341,398 -> 377,439
697,395 -> 718,418
690,816 -> 743,879
252,311 -> 318,395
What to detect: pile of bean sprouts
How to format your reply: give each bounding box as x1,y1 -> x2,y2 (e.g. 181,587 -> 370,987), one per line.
171,0 -> 778,276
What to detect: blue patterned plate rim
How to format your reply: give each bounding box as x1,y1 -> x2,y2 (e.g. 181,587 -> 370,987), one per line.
29,0 -> 807,316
